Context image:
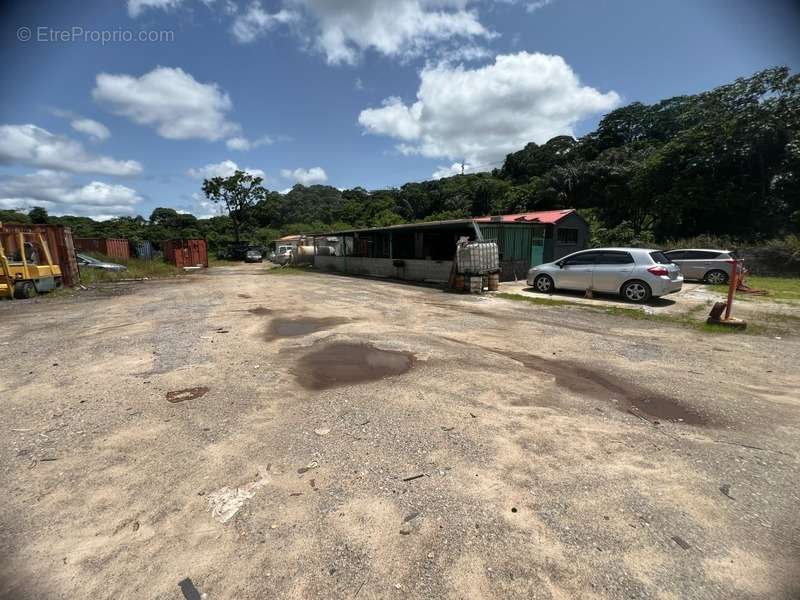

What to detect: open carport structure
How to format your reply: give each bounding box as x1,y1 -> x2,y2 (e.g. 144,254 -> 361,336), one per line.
312,209 -> 589,283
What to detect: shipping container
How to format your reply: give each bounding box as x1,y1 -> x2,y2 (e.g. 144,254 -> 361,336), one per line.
74,238 -> 131,260
163,239 -> 208,268
134,240 -> 154,260
0,223 -> 80,286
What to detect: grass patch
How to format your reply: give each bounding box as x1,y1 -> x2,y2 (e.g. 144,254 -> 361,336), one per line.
495,292 -> 762,334
740,276 -> 800,302
80,256 -> 181,284
495,292 -> 583,307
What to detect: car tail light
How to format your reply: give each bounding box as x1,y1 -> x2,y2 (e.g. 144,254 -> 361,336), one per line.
647,266 -> 669,276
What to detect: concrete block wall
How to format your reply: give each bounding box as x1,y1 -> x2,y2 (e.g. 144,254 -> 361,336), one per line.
315,256 -> 452,283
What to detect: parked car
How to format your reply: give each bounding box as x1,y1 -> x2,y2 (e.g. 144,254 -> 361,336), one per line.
663,249 -> 739,285
527,248 -> 683,303
76,253 -> 127,272
270,245 -> 294,266
244,249 -> 263,263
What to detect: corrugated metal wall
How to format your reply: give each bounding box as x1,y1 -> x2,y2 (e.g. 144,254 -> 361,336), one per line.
1,224 -> 80,286
478,224 -> 545,261
164,239 -> 208,268
478,223 -> 547,281
134,240 -> 154,260
74,238 -> 131,259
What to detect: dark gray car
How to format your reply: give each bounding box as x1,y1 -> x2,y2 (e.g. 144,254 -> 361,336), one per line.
76,253 -> 127,272
663,249 -> 738,284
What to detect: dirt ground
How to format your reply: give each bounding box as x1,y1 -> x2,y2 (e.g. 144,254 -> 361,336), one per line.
1,265 -> 799,599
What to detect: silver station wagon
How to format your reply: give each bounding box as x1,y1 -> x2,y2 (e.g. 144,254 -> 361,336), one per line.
663,249 -> 738,284
527,248 -> 683,303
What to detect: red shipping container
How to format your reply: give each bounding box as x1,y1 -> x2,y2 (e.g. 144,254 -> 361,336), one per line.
74,238 -> 130,260
163,239 -> 208,268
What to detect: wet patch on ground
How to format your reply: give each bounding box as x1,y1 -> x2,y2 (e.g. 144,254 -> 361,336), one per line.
165,387 -> 210,403
247,306 -> 273,316
266,317 -> 349,340
495,349 -> 711,426
237,293 -> 252,299
293,341 -> 415,390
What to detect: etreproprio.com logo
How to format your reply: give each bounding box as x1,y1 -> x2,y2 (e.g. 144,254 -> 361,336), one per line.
17,26 -> 174,44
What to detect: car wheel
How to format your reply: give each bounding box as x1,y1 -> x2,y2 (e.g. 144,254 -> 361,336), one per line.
534,274 -> 555,294
13,281 -> 35,299
622,280 -> 651,303
704,269 -> 729,285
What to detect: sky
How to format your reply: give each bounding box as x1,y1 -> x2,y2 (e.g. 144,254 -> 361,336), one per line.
0,0 -> 798,220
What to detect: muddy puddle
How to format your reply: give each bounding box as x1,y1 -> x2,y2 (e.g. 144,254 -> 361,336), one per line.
497,350 -> 710,426
166,386 -> 209,403
293,342 -> 415,390
266,317 -> 349,339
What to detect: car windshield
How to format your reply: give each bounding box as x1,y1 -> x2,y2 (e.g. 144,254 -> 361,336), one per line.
649,251 -> 672,264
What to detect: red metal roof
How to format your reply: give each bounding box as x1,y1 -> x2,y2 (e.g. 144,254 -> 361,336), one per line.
474,209 -> 576,225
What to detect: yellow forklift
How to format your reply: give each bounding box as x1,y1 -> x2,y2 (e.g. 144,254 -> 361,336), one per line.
0,224 -> 62,299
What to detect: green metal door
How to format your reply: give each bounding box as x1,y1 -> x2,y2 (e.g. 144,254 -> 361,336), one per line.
530,228 -> 545,266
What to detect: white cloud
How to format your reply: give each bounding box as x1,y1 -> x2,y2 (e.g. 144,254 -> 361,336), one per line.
225,135 -> 274,151
231,2 -> 299,43
359,96 -> 422,141
431,162 -> 474,179
280,166 -> 327,185
93,66 -> 240,141
0,170 -> 143,218
358,52 -> 620,167
125,0 -> 494,64
526,0 -> 554,12
187,160 -> 266,180
0,124 -> 141,176
184,191 -> 224,219
70,118 -> 111,141
290,0 -> 493,64
127,0 -> 183,17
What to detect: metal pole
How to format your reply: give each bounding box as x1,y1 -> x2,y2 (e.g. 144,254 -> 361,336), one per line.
723,259 -> 738,320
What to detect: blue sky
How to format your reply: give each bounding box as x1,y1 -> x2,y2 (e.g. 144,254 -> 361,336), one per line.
0,0 -> 798,220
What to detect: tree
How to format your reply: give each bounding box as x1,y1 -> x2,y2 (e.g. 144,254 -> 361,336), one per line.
28,206 -> 49,224
202,170 -> 266,242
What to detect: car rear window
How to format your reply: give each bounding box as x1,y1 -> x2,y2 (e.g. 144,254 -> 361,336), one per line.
649,251 -> 672,264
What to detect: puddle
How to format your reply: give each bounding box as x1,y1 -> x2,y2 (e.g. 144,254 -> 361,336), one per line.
166,387 -> 209,403
266,317 -> 349,339
248,306 -> 273,316
294,342 -> 415,390
497,350 -> 710,426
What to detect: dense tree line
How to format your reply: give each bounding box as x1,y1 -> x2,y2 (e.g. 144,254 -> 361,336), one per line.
2,67 -> 797,252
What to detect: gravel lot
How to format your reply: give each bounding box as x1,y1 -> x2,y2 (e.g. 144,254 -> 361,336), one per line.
1,265 -> 798,599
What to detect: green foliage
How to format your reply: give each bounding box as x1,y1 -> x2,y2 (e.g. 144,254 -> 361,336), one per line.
28,207 -> 49,224
0,209 -> 30,224
202,170 -> 266,242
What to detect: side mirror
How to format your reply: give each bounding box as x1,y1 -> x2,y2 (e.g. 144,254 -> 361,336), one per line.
556,261 -> 564,268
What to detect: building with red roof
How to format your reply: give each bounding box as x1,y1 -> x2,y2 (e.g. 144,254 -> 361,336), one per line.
309,209 -> 589,282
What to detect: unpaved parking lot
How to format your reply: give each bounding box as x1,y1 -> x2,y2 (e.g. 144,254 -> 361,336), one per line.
1,265 -> 799,599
